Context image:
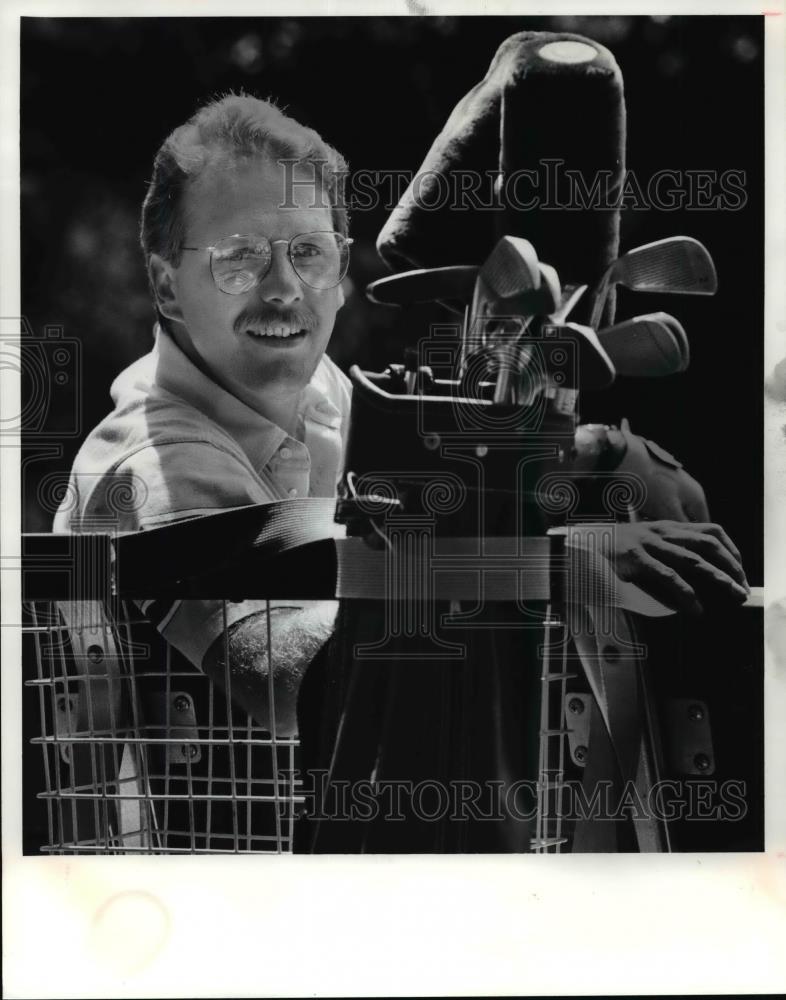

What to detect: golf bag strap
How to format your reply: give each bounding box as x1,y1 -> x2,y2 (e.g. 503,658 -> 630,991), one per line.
114,498 -> 690,612
570,696 -> 620,852
568,603 -> 667,852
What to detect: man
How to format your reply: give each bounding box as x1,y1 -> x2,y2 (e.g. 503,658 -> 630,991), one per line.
54,94 -> 353,736
55,93 -> 749,746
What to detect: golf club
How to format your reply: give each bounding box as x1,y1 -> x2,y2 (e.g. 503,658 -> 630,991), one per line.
486,320 -> 616,405
588,236 -> 718,330
366,264 -> 478,307
597,312 -> 690,376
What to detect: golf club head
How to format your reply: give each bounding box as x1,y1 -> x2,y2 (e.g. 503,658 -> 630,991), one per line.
480,235 -> 541,299
652,312 -> 690,369
614,237 -> 717,294
464,236 -> 540,361
465,237 -> 566,361
477,262 -> 561,328
366,264 -> 478,306
590,236 -> 718,328
597,312 -> 689,376
365,254 -> 563,318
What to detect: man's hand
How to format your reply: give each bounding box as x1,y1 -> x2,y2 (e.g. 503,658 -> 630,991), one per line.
610,520 -> 750,615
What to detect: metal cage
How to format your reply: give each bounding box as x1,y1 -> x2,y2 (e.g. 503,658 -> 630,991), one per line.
20,526 -> 764,855
23,598 -> 300,854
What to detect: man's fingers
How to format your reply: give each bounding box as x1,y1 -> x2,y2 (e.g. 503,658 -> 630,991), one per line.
654,528 -> 748,588
644,539 -> 749,603
627,551 -> 703,615
651,520 -> 746,571
681,521 -> 744,565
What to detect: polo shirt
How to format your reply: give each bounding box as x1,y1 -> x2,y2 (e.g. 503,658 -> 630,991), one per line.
53,324 -> 352,667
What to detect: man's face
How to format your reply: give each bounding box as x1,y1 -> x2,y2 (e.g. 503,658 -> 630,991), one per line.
160,155 -> 343,411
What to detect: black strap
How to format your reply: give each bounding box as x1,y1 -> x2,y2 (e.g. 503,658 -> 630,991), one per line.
109,498 -> 336,600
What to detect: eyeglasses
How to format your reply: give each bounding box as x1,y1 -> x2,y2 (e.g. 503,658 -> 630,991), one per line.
181,232 -> 353,294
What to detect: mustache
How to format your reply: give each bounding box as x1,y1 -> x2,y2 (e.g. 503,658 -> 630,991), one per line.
234,306 -> 319,334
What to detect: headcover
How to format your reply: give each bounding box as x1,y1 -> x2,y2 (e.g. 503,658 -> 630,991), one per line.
376,31 -> 627,326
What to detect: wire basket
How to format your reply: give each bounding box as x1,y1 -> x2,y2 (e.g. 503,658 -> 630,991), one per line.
23,598 -> 301,855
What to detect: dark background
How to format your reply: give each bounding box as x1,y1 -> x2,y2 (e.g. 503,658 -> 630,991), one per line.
21,14 -> 764,584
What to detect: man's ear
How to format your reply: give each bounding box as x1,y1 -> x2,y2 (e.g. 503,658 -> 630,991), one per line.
336,281 -> 346,310
149,254 -> 184,325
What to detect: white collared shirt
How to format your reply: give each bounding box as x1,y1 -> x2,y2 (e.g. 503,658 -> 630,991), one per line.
53,324 -> 351,666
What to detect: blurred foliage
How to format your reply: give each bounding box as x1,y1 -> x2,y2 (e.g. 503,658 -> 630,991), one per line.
21,16 -> 764,582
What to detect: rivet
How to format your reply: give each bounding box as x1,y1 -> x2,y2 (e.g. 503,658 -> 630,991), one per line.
173,695 -> 190,713
568,697 -> 584,715
694,753 -> 711,772
688,703 -> 704,722
182,744 -> 198,760
424,434 -> 441,451
574,745 -> 588,763
87,645 -> 103,663
602,645 -> 620,663
475,444 -> 489,458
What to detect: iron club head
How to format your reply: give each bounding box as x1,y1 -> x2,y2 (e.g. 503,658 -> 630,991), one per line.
597,312 -> 689,376
589,236 -> 718,329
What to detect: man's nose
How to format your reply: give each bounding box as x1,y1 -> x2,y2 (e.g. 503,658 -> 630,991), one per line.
256,242 -> 303,304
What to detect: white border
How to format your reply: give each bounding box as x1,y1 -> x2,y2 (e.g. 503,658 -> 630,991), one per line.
2,3 -> 785,997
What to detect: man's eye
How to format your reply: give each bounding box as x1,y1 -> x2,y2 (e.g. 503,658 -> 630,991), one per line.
292,243 -> 323,259
224,248 -> 262,262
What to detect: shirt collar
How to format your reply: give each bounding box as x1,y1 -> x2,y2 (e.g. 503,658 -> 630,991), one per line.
147,324 -> 337,472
